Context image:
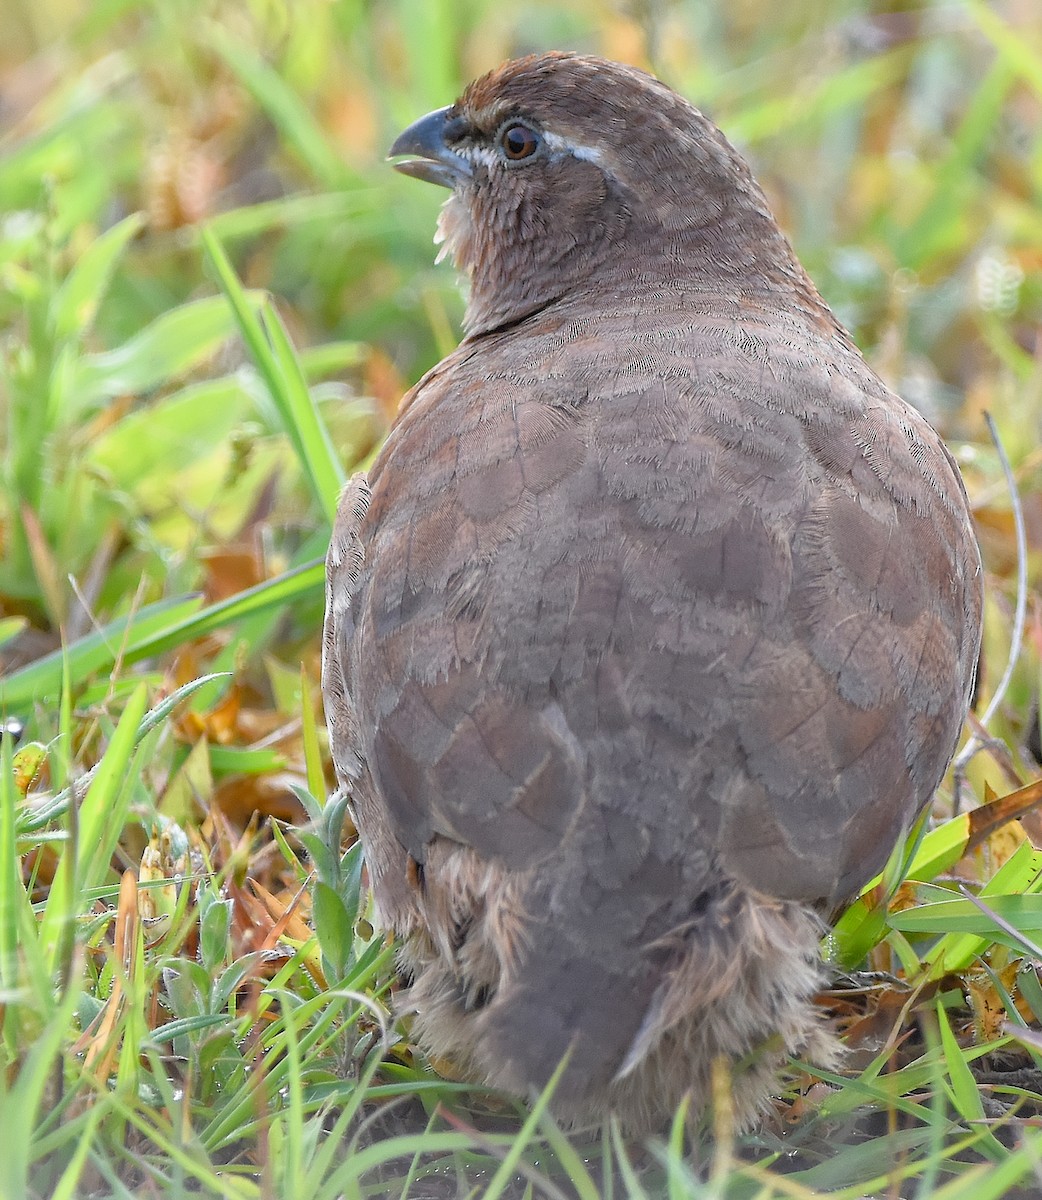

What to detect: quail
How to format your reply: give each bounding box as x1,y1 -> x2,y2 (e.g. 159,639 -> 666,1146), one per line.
322,52 -> 983,1131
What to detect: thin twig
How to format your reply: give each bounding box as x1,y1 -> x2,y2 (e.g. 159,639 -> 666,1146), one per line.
963,711 -> 1025,791
953,412 -> 1028,796
957,883 -> 1042,962
976,415 -> 1029,731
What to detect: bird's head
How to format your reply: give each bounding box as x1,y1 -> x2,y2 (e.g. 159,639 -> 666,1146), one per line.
389,52 -> 798,335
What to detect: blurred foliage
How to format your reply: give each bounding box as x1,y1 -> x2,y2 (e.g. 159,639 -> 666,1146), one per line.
1,0 -> 1042,1195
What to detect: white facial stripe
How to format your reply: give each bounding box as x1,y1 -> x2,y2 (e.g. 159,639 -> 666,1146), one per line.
467,145 -> 499,170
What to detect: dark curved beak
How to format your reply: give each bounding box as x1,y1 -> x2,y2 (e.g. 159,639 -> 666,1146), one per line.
388,106 -> 472,189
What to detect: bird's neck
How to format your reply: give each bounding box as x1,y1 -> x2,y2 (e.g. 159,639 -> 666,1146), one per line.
462,217 -> 841,343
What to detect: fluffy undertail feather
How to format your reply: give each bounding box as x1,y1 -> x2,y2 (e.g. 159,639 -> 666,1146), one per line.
392,853 -> 842,1133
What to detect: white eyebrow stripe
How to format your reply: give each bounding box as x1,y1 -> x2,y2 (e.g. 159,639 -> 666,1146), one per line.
463,130 -> 604,168
541,130 -> 604,163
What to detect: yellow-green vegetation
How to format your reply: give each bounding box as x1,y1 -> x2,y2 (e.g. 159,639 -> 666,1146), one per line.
1,1 -> 1041,1196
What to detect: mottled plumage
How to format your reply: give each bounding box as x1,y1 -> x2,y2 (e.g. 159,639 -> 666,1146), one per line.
322,53 -> 983,1131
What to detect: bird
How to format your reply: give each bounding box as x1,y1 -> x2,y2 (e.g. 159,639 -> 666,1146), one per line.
322,52 -> 983,1133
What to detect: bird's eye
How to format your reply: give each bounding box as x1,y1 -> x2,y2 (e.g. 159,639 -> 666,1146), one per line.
499,124 -> 540,161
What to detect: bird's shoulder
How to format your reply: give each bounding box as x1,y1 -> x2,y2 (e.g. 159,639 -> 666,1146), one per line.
365,293 -> 971,549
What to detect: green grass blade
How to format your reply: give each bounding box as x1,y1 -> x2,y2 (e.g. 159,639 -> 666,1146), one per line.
967,0 -> 1042,98
51,211 -> 145,341
201,227 -> 344,523
0,595 -> 203,711
534,1110 -> 601,1200
208,30 -> 352,188
935,1002 -> 985,1125
49,1101 -> 108,1200
895,62 -> 1015,270
201,191 -> 383,243
482,1052 -> 570,1200
2,561 -> 322,714
127,560 -> 324,659
262,304 -> 345,522
38,683 -> 148,966
0,738 -> 22,991
0,985 -> 83,1199
69,295 -> 264,411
